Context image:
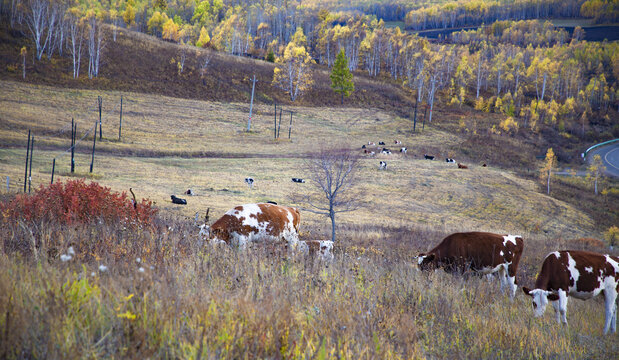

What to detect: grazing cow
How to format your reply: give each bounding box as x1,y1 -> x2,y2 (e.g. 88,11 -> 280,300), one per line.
458,163 -> 468,169
368,141 -> 375,146
446,158 -> 456,163
185,189 -> 195,196
245,177 -> 254,188
208,203 -> 300,249
379,161 -> 387,170
424,154 -> 435,160
400,147 -> 407,153
394,140 -> 402,144
292,178 -> 305,183
368,151 -> 375,156
381,148 -> 392,155
416,232 -> 524,299
523,250 -> 619,334
171,195 -> 187,205
379,141 -> 386,145
482,163 -> 487,167
298,240 -> 334,261
362,144 -> 366,149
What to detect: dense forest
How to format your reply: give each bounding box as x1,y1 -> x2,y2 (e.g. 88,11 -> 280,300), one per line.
2,0 -> 618,145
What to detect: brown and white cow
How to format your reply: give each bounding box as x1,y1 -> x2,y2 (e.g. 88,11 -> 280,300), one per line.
523,250 -> 619,334
208,203 -> 300,249
415,232 -> 524,299
298,240 -> 334,261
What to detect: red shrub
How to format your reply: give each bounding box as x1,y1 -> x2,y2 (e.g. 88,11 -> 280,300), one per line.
1,179 -> 157,227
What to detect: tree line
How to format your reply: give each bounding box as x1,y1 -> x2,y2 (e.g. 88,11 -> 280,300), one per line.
3,1 -> 618,139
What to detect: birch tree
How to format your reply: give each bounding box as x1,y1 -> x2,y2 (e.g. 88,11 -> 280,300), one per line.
540,147 -> 557,195
272,27 -> 313,101
586,154 -> 605,195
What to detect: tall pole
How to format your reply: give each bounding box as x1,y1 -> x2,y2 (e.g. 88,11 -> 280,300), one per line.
71,118 -> 75,173
90,121 -> 97,173
51,158 -> 55,184
247,75 -> 257,132
119,95 -> 123,140
28,137 -> 34,193
24,130 -> 30,192
274,103 -> 277,139
413,94 -> 418,133
98,96 -> 103,140
288,111 -> 293,139
277,108 -> 282,139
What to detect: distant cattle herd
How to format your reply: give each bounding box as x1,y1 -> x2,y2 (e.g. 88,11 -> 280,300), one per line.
169,139 -> 618,335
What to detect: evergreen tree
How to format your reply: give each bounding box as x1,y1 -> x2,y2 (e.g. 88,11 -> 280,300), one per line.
330,50 -> 354,104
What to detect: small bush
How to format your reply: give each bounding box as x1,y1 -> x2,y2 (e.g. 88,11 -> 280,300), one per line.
0,179 -> 157,227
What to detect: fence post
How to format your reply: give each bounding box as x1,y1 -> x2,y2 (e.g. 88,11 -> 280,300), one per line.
288,111 -> 293,139
24,130 -> 30,192
274,103 -> 277,139
51,158 -> 55,184
90,121 -> 97,173
28,136 -> 34,193
71,118 -> 75,173
119,95 -> 123,141
277,108 -> 282,139
98,96 -> 103,140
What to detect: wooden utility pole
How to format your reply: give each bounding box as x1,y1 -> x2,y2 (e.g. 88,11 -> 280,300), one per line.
24,130 -> 30,192
71,118 -> 76,173
247,75 -> 257,132
28,137 -> 34,193
90,121 -> 97,173
277,108 -> 282,139
51,158 -> 55,184
274,103 -> 277,139
288,111 -> 293,139
98,96 -> 103,140
119,95 -> 123,140
413,94 -> 418,133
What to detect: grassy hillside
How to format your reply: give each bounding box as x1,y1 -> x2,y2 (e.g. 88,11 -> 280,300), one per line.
0,80 -> 607,239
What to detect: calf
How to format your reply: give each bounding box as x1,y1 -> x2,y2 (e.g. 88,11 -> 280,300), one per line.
298,240 -> 334,261
394,140 -> 402,144
523,250 -> 619,334
379,161 -> 387,170
381,148 -> 392,155
368,141 -> 375,146
400,147 -> 407,154
171,195 -> 187,205
446,158 -> 456,163
292,178 -> 305,183
424,154 -> 435,160
458,163 -> 468,169
185,189 -> 195,196
245,177 -> 254,188
208,203 -> 300,249
362,144 -> 366,149
379,141 -> 386,145
416,232 -> 524,299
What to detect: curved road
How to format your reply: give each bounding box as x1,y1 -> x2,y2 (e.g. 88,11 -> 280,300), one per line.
587,141 -> 619,178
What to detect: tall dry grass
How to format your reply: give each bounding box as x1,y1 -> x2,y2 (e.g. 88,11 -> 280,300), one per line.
1,213 -> 617,359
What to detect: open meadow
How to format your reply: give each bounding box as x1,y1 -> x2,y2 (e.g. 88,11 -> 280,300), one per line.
1,80 -> 618,358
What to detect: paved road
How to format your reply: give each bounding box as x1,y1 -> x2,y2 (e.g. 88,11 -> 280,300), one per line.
587,141 -> 619,178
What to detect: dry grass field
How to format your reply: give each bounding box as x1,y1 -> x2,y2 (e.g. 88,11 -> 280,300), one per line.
1,80 -> 618,358
0,80 -> 598,238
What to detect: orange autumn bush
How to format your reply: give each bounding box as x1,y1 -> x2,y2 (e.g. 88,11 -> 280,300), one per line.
1,179 -> 157,227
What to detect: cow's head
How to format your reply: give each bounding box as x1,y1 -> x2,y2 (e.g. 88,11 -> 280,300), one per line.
415,253 -> 436,270
522,287 -> 560,317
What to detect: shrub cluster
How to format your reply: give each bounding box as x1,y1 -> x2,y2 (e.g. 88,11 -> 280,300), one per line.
0,179 -> 157,227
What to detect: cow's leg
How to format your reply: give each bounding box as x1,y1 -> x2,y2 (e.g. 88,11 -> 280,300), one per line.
557,289 -> 568,325
506,263 -> 518,300
497,266 -> 507,293
612,293 -> 618,333
551,298 -> 561,323
603,287 -> 617,334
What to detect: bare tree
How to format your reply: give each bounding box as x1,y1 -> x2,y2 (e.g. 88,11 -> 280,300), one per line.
293,147 -> 361,242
